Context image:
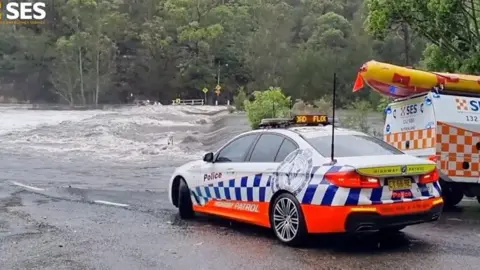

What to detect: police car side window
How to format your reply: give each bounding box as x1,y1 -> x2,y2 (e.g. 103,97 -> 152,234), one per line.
274,139 -> 298,162
306,134 -> 404,157
249,134 -> 285,162
216,134 -> 257,162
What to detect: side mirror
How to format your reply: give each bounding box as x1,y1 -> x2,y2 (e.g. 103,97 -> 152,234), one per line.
203,152 -> 214,163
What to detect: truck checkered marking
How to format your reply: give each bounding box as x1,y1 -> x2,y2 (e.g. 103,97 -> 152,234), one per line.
384,128 -> 435,150
436,122 -> 480,177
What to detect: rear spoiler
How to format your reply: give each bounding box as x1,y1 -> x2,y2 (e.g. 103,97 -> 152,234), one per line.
356,164 -> 437,177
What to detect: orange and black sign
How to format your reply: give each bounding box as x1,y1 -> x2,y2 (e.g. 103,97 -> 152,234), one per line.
294,114 -> 328,124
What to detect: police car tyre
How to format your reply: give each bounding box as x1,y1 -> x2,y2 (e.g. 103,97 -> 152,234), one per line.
270,193 -> 307,246
178,178 -> 195,219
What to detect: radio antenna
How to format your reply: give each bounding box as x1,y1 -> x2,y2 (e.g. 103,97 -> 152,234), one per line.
330,72 -> 337,164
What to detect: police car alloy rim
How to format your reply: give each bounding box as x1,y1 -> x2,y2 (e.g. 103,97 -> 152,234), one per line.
273,197 -> 299,242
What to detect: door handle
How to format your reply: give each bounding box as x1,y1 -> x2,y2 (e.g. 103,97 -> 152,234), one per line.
266,168 -> 276,172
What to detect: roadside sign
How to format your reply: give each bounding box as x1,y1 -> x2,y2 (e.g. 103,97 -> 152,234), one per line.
202,88 -> 208,105
215,85 -> 221,91
175,98 -> 180,104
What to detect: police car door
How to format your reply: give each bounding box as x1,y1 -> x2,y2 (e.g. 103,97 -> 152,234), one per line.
200,134 -> 259,192
241,133 -> 299,203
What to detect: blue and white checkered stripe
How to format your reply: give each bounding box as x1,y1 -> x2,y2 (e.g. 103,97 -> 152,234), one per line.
191,165 -> 442,206
192,173 -> 272,206
301,167 -> 441,206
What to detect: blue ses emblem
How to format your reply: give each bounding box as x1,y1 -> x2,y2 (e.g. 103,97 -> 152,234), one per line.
424,96 -> 432,105
385,106 -> 392,114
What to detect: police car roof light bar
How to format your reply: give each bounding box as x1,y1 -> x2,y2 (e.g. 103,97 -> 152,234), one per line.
258,118 -> 293,129
257,115 -> 331,129
330,73 -> 337,164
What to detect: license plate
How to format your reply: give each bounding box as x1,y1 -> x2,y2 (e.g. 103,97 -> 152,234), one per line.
387,177 -> 412,190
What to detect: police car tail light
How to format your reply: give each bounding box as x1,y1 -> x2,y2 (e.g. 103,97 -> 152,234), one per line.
324,171 -> 380,188
419,169 -> 440,184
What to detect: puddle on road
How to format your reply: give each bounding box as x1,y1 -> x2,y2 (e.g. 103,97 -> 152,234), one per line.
440,202 -> 480,225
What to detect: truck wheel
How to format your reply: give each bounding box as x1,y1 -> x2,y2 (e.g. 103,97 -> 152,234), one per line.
178,178 -> 195,219
441,181 -> 463,207
477,196 -> 480,204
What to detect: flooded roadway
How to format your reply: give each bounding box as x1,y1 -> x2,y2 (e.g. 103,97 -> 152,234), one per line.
1,106 -> 480,269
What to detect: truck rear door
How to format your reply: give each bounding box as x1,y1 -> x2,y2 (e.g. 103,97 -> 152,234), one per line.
384,94 -> 435,158
432,93 -> 480,184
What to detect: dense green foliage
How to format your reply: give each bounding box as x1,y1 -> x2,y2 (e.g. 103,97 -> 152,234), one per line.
366,0 -> 480,73
0,0 -> 449,106
244,87 -> 291,129
233,87 -> 247,111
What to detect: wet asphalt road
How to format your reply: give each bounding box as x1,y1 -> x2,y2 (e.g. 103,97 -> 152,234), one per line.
2,178 -> 480,270
2,112 -> 480,269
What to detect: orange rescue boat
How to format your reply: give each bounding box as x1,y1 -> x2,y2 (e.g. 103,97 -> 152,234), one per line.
352,60 -> 480,98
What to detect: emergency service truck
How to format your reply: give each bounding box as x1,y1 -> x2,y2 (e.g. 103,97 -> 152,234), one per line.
384,90 -> 480,207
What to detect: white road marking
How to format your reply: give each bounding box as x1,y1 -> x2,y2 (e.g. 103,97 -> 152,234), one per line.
93,200 -> 129,207
10,181 -> 45,191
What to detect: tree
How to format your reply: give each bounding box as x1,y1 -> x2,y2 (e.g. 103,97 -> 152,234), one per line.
0,0 -> 434,109
233,87 -> 248,111
51,36 -> 79,105
365,0 -> 480,73
244,87 -> 291,129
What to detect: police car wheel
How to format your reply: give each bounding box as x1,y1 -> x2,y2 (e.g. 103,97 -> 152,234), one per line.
178,178 -> 195,219
270,193 -> 307,246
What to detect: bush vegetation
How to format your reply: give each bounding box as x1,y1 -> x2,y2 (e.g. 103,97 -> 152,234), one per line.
244,87 -> 292,129
243,87 -> 384,135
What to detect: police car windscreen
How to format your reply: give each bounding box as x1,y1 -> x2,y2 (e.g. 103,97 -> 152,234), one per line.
306,135 -> 404,157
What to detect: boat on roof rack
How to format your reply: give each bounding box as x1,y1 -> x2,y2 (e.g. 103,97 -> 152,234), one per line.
352,60 -> 480,98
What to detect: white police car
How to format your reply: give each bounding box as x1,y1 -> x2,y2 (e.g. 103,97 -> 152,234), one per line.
168,114 -> 443,245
